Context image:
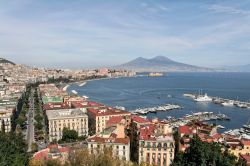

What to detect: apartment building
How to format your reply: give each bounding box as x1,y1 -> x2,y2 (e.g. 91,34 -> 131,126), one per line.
87,123 -> 130,161
46,109 -> 88,142
87,107 -> 131,134
138,124 -> 175,166
0,107 -> 13,132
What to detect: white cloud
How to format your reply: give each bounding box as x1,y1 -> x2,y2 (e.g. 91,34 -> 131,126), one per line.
208,4 -> 250,15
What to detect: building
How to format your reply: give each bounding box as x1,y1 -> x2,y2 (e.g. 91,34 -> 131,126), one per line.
87,107 -> 131,134
131,115 -> 151,128
226,139 -> 250,158
138,124 -> 175,166
239,154 -> 250,165
46,109 -> 88,142
178,122 -> 218,151
32,144 -> 70,163
0,107 -> 13,132
87,123 -> 130,161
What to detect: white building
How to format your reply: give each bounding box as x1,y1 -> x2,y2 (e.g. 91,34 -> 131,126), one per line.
46,109 -> 88,142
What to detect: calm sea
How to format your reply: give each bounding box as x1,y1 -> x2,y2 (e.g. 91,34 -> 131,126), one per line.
68,72 -> 250,131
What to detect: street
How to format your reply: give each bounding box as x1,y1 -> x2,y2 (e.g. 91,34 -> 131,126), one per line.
27,89 -> 35,152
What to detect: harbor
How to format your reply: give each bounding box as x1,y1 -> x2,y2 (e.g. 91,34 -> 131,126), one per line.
131,104 -> 182,115
161,111 -> 230,128
184,93 -> 250,109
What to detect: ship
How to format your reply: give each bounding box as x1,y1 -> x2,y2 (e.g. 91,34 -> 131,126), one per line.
148,72 -> 164,77
221,100 -> 234,106
194,93 -> 213,102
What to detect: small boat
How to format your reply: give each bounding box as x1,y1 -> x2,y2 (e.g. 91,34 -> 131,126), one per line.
243,119 -> 250,130
217,125 -> 225,129
71,90 -> 78,94
79,82 -> 86,87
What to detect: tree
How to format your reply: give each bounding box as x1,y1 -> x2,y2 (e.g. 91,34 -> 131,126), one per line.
1,120 -> 5,133
31,142 -> 38,152
127,121 -> 139,162
0,132 -> 29,165
172,136 -> 238,166
61,128 -> 78,142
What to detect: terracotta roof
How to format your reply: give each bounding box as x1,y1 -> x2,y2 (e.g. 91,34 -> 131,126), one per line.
87,107 -> 131,117
71,101 -> 104,108
179,125 -> 195,135
33,144 -> 70,161
240,154 -> 250,163
139,124 -> 156,140
241,139 -> 250,146
106,116 -> 124,127
33,149 -> 49,160
132,115 -> 151,124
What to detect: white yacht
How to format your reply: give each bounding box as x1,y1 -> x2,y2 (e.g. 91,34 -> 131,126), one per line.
71,90 -> 78,94
194,93 -> 213,102
221,100 -> 234,106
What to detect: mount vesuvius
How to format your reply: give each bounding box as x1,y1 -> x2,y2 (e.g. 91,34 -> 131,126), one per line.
114,56 -> 214,72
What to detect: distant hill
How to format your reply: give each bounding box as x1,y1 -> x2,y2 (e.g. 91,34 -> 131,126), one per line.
115,56 -> 214,72
0,58 -> 15,65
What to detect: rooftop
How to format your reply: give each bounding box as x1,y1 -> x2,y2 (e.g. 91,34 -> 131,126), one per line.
88,107 -> 131,117
139,124 -> 174,142
46,109 -> 87,120
72,101 -> 104,109
43,102 -> 71,110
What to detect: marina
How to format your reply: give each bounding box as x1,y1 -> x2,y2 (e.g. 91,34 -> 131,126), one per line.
132,104 -> 182,115
164,111 -> 230,128
184,93 -> 250,109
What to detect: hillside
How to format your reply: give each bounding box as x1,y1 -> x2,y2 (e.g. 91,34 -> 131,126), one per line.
0,58 -> 15,65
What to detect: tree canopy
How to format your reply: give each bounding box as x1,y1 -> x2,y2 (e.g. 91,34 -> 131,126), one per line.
172,136 -> 245,166
0,132 -> 29,166
61,128 -> 78,142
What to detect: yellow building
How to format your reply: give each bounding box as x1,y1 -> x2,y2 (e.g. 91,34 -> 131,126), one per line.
138,125 -> 175,166
46,109 -> 88,142
227,139 -> 250,158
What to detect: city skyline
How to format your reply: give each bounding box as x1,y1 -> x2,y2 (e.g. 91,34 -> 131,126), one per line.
0,0 -> 250,68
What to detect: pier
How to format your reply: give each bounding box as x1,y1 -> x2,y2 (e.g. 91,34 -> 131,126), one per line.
164,112 -> 230,128
131,104 -> 182,115
184,93 -> 250,109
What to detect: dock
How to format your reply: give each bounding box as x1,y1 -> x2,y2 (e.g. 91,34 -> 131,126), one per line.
183,93 -> 250,109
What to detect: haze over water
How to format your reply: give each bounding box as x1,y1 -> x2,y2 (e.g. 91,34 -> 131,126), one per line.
68,72 -> 250,131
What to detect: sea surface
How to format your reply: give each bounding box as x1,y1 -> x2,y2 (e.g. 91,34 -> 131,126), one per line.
68,72 -> 250,131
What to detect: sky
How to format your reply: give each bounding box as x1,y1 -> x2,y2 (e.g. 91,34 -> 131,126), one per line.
0,0 -> 250,68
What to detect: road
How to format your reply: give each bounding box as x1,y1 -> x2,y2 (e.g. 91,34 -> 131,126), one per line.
27,89 -> 35,152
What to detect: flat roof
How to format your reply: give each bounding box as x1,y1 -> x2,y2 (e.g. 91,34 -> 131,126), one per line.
46,109 -> 87,120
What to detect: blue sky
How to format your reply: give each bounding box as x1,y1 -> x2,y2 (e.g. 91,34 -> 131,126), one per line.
0,0 -> 250,68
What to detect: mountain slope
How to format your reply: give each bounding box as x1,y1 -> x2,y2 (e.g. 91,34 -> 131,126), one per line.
115,56 -> 213,72
0,58 -> 15,65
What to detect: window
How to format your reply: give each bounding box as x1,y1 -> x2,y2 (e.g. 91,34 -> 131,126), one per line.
163,143 -> 167,150
147,142 -> 151,150
123,146 -> 126,150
